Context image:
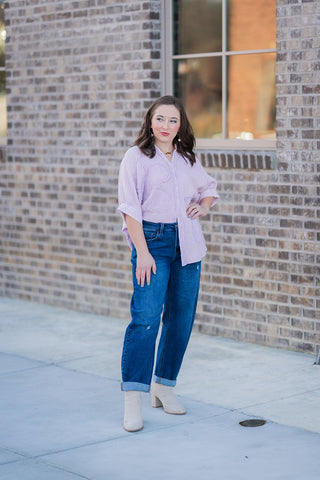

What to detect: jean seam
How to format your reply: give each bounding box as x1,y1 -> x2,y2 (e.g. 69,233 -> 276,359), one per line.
121,327 -> 132,381
156,277 -> 173,379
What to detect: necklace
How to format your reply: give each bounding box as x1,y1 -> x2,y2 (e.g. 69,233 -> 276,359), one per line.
156,144 -> 173,156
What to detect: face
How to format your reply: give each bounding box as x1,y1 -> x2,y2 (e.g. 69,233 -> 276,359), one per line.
151,105 -> 181,150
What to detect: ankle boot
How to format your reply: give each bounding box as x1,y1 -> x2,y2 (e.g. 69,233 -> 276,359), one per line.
123,391 -> 143,432
151,382 -> 186,415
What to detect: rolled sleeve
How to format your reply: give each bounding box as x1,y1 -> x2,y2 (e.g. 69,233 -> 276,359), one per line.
195,158 -> 219,206
118,148 -> 143,247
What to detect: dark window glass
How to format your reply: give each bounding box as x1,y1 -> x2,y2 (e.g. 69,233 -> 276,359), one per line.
171,0 -> 276,140
173,0 -> 222,55
173,57 -> 222,139
0,2 -> 5,67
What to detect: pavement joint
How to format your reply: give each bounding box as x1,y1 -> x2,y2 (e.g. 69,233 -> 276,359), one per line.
34,459 -> 91,480
232,386 -> 320,412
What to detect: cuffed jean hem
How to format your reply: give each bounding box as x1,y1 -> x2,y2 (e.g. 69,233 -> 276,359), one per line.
153,375 -> 176,387
121,381 -> 150,392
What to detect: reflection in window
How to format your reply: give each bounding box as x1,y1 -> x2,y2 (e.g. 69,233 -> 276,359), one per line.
174,57 -> 222,138
171,0 -> 276,141
173,0 -> 222,55
227,0 -> 276,51
0,2 -> 6,138
228,53 -> 276,139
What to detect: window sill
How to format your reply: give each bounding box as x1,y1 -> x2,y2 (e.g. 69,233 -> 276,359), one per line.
195,138 -> 276,151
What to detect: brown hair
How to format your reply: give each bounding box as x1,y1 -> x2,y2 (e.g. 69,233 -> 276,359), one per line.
134,95 -> 196,166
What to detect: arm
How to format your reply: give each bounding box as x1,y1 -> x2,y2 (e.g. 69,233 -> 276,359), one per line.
125,214 -> 156,287
186,196 -> 214,219
186,157 -> 219,219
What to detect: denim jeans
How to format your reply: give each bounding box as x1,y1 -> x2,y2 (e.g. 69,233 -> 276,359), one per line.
121,221 -> 201,392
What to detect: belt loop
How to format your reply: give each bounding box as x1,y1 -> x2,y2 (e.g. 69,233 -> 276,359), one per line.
159,223 -> 164,235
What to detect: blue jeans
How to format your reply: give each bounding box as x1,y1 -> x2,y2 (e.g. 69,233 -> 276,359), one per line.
121,221 -> 201,392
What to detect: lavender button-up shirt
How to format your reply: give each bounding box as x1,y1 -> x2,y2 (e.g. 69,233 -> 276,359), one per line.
118,145 -> 219,266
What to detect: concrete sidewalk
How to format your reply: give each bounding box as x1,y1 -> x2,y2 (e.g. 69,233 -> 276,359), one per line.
0,297 -> 319,480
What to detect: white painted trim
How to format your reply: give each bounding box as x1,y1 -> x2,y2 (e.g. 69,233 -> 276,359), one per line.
162,0 -> 173,95
172,49 -> 277,60
195,138 -> 276,151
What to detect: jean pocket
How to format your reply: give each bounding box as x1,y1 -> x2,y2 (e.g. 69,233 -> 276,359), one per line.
143,229 -> 159,242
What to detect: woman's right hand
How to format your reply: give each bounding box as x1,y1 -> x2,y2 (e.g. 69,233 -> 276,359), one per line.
136,251 -> 157,287
123,215 -> 157,287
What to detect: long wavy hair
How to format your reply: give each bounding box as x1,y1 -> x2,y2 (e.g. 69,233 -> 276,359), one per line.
134,95 -> 196,166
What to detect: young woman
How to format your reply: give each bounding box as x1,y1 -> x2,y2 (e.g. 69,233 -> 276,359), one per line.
118,95 -> 219,431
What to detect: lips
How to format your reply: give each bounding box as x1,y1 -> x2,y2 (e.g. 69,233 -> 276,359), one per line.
161,132 -> 170,136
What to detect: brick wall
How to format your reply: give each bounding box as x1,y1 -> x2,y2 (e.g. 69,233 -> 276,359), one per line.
0,0 -> 161,317
192,0 -> 319,354
0,0 -> 319,355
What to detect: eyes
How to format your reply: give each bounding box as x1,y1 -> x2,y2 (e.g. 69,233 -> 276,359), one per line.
154,116 -> 179,124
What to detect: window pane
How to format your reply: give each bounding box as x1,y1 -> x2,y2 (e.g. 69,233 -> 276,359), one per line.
227,53 -> 276,140
227,0 -> 276,51
0,2 -> 5,67
173,0 -> 222,55
173,57 -> 222,139
0,70 -> 6,137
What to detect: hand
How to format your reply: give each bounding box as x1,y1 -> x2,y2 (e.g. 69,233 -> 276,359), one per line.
186,202 -> 209,219
136,251 -> 157,287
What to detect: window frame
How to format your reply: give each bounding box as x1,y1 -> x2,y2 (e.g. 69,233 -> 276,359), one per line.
161,0 -> 277,151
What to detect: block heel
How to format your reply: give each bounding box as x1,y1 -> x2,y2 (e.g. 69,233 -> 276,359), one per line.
151,382 -> 186,415
151,394 -> 163,408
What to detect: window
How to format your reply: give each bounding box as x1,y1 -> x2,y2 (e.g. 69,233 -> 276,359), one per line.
0,2 -> 6,139
163,0 -> 276,149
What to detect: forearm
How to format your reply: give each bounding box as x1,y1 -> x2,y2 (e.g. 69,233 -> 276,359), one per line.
186,196 -> 214,219
125,215 -> 149,255
199,196 -> 214,211
124,214 -> 156,287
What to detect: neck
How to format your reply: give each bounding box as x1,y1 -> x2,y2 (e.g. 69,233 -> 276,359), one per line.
155,143 -> 174,156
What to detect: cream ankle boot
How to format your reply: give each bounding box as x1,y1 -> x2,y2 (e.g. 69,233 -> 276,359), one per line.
123,391 -> 143,432
151,382 -> 186,415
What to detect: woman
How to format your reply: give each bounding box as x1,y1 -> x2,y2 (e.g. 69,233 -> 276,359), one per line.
118,95 -> 219,432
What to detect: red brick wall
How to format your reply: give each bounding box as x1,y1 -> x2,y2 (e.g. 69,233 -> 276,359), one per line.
0,0 -> 162,318
0,0 -> 319,355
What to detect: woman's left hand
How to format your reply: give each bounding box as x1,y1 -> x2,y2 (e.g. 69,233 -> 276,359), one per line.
186,202 -> 210,219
